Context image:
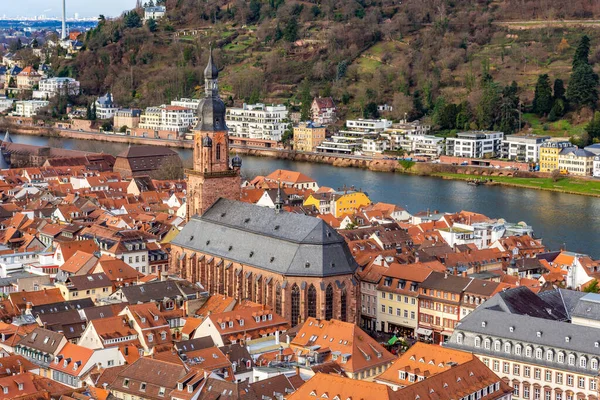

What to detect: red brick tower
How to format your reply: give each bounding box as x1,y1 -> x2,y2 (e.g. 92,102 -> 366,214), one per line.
186,46 -> 241,220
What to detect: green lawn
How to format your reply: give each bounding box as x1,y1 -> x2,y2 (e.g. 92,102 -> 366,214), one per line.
521,113 -> 586,138
357,57 -> 382,74
434,172 -> 600,196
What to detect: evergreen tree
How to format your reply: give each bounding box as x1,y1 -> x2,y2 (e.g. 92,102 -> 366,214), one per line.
532,74 -> 553,116
477,81 -> 501,130
283,18 -> 299,42
567,63 -> 599,108
553,79 -> 566,101
91,102 -> 97,121
573,35 -> 591,69
363,102 -> 379,119
124,11 -> 142,28
586,111 -> 600,140
147,18 -> 158,32
299,79 -> 312,121
248,0 -> 261,23
86,103 -> 92,120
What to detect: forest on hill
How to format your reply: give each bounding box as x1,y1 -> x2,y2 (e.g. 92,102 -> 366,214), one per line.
47,0 -> 600,139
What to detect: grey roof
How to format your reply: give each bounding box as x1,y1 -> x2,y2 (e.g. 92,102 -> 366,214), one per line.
65,273 -> 110,290
172,199 -> 359,277
31,298 -> 94,316
176,336 -> 215,353
17,327 -> 65,354
484,286 -> 566,320
420,271 -> 472,293
119,279 -> 201,304
570,293 -> 600,322
451,307 -> 600,357
538,288 -> 586,320
559,147 -> 595,157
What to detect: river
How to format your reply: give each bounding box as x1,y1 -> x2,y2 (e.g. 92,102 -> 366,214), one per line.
9,133 -> 600,257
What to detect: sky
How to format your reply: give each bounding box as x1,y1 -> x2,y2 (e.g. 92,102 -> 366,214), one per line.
4,0 -> 138,18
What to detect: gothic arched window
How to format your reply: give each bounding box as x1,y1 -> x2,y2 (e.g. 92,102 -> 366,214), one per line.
216,143 -> 221,160
325,284 -> 334,321
291,284 -> 300,327
340,288 -> 347,322
307,285 -> 317,318
275,282 -> 282,316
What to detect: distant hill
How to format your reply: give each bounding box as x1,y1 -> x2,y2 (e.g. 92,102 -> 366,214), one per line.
52,0 -> 600,128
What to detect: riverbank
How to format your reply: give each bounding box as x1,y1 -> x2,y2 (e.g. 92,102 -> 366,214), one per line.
5,120 -> 600,198
434,172 -> 600,197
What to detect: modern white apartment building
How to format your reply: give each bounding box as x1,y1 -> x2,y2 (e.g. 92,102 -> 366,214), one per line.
393,133 -> 444,157
362,136 -> 390,154
0,97 -> 14,113
139,105 -> 195,134
593,156 -> 600,178
95,93 -> 118,120
226,103 -> 289,141
501,134 -> 551,163
446,131 -> 504,158
33,77 -> 80,99
316,135 -> 362,154
346,118 -> 392,132
12,100 -> 49,117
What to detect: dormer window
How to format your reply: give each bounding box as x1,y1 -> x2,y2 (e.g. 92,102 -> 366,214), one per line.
228,321 -> 233,328
239,319 -> 244,326
148,334 -> 153,343
221,323 -> 226,329
188,384 -> 194,393
161,332 -> 167,340
140,382 -> 146,392
123,378 -> 130,388
63,360 -> 68,368
481,321 -> 486,327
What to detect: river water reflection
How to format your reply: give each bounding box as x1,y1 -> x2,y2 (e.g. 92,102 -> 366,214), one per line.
9,133 -> 600,256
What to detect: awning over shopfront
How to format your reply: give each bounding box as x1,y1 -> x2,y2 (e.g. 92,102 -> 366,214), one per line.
416,327 -> 433,336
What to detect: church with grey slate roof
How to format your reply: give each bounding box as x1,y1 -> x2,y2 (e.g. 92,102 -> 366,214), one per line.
172,47 -> 360,326
171,198 -> 360,326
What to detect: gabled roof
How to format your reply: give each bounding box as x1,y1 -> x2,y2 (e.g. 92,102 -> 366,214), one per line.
394,358 -> 511,400
287,373 -> 395,400
50,342 -> 94,377
292,317 -> 395,373
376,342 -> 473,386
173,198 -> 358,277
119,279 -> 201,304
9,288 -> 65,312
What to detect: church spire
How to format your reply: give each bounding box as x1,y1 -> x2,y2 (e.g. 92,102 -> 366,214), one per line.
204,44 -> 219,97
275,180 -> 283,214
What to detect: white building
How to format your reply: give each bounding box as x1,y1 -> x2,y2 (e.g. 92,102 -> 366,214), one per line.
139,105 -> 195,134
362,136 -> 390,154
346,118 -> 392,132
0,97 -> 14,113
144,6 -> 166,21
95,93 -> 118,120
392,133 -> 444,157
593,156 -> 600,178
33,77 -> 80,100
501,134 -> 551,163
12,100 -> 49,117
446,131 -> 504,158
316,135 -> 362,155
226,103 -> 289,141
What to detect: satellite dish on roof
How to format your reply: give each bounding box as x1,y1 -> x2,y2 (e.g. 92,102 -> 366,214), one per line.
518,221 -> 527,227
497,218 -> 506,224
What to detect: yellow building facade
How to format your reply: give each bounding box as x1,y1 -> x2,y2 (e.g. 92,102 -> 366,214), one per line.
293,122 -> 326,152
539,140 -> 572,172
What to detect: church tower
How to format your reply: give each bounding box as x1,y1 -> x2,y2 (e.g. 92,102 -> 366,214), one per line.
187,46 -> 242,220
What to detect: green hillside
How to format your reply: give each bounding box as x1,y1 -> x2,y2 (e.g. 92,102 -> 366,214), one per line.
47,0 -> 600,137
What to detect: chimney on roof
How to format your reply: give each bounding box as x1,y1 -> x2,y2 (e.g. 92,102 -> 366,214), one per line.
453,266 -> 458,276
462,271 -> 467,278
25,302 -> 32,311
444,273 -> 448,279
